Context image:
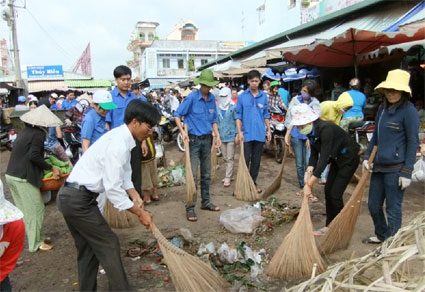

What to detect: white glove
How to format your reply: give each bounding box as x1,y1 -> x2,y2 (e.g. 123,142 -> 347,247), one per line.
362,160 -> 373,173
398,177 -> 411,190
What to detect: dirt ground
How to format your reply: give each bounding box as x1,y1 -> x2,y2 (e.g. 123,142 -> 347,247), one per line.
1,142 -> 424,292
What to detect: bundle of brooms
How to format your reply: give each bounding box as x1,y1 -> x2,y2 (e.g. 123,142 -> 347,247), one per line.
320,146 -> 378,254
103,200 -> 139,229
233,142 -> 261,202
262,146 -> 289,200
151,223 -> 230,292
266,194 -> 326,280
210,135 -> 218,182
183,125 -> 196,206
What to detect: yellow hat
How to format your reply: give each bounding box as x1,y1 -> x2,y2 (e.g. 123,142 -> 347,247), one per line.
375,69 -> 411,97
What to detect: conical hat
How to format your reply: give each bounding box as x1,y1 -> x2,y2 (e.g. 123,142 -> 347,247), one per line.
20,105 -> 63,127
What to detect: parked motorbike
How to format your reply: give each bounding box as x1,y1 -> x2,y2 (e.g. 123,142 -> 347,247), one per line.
156,103 -> 183,150
152,125 -> 166,167
62,123 -> 82,164
264,106 -> 286,163
349,120 -> 375,154
0,109 -> 15,151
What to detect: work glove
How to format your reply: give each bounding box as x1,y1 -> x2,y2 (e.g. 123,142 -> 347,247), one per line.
362,160 -> 373,173
398,177 -> 411,190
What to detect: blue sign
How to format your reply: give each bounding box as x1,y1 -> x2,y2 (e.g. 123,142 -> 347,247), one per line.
27,65 -> 64,79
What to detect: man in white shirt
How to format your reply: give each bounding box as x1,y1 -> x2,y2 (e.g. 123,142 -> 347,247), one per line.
57,99 -> 161,291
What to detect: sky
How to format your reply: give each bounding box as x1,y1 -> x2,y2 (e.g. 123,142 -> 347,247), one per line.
0,0 -> 262,79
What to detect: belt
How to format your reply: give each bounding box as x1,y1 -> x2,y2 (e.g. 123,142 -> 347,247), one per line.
189,134 -> 211,140
64,182 -> 97,196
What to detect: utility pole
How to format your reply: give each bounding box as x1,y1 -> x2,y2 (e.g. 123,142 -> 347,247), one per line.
8,0 -> 25,92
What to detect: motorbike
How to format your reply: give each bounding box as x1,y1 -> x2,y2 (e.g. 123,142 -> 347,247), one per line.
0,109 -> 15,151
62,123 -> 82,164
264,106 -> 286,163
156,103 -> 184,151
349,120 -> 375,154
152,125 -> 167,167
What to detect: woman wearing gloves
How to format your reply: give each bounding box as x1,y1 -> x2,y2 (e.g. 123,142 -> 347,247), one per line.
363,69 -> 419,244
291,103 -> 360,235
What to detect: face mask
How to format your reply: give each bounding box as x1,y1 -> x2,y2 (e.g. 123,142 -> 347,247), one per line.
299,124 -> 313,135
301,91 -> 310,99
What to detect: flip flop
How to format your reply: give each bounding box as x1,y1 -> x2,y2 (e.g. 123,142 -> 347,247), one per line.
256,187 -> 262,194
201,203 -> 220,211
144,200 -> 152,205
39,243 -> 53,251
296,190 -> 303,197
313,228 -> 328,236
151,196 -> 160,201
309,194 -> 319,202
186,209 -> 198,222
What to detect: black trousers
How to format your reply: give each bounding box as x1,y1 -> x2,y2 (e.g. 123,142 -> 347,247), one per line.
324,155 -> 359,226
57,186 -> 131,291
243,141 -> 265,184
130,140 -> 142,195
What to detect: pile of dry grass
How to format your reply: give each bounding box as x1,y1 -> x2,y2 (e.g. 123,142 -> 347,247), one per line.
183,126 -> 196,206
210,135 -> 218,182
266,195 -> 326,280
263,147 -> 289,200
234,142 -> 261,202
152,224 -> 230,292
320,146 -> 378,254
103,200 -> 139,229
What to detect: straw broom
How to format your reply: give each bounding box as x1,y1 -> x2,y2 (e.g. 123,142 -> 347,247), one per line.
320,146 -> 378,254
103,200 -> 139,229
234,142 -> 261,202
151,223 -> 230,292
262,147 -> 289,200
210,135 -> 218,182
266,194 -> 326,280
183,125 -> 196,206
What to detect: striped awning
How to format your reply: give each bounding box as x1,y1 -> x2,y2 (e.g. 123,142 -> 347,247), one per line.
28,80 -> 68,93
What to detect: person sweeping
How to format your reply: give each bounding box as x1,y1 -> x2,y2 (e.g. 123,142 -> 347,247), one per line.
291,104 -> 360,236
57,100 -> 160,291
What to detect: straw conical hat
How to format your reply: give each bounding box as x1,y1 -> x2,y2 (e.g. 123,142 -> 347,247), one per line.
20,105 -> 63,127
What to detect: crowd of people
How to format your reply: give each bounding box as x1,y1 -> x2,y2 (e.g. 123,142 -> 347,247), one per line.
1,65 -> 423,291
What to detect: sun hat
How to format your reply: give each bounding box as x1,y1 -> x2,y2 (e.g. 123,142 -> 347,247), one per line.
20,104 -> 63,127
29,95 -> 38,102
92,90 -> 117,110
290,103 -> 319,126
0,180 -> 24,225
59,94 -> 65,99
375,69 -> 412,96
50,93 -> 58,99
193,69 -> 219,87
18,95 -> 26,103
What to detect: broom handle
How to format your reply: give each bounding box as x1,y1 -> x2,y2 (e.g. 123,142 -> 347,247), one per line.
368,145 -> 378,167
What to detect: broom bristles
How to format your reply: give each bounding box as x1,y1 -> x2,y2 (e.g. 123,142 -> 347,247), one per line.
263,147 -> 289,199
234,142 -> 261,202
320,146 -> 378,254
183,126 -> 196,206
210,135 -> 218,182
103,200 -> 139,229
266,195 -> 326,280
152,224 -> 230,292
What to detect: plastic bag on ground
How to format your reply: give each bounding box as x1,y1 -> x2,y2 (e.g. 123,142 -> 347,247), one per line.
217,242 -> 238,264
412,158 -> 425,183
219,205 -> 264,234
171,165 -> 186,185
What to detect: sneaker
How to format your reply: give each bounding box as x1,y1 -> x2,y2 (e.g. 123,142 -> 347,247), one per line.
362,236 -> 382,244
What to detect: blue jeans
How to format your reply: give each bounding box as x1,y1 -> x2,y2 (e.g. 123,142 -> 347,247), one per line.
368,172 -> 405,241
291,138 -> 310,188
187,135 -> 212,211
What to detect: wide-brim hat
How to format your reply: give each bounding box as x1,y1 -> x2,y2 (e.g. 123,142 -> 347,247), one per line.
0,180 -> 24,224
20,105 -> 63,127
375,69 -> 411,97
193,69 -> 219,87
290,103 -> 319,126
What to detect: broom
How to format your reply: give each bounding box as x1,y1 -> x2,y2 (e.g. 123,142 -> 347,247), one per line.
183,125 -> 196,206
103,200 -> 139,229
151,223 -> 230,292
266,194 -> 326,280
210,135 -> 218,182
320,146 -> 378,254
262,147 -> 289,200
234,142 -> 261,202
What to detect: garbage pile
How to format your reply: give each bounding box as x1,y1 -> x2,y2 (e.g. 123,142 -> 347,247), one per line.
157,164 -> 186,188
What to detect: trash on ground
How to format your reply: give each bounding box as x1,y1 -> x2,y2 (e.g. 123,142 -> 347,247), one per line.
197,242 -> 215,255
219,205 -> 264,234
170,237 -> 184,248
158,165 -> 186,188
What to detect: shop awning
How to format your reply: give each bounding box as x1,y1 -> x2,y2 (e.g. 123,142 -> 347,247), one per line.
28,81 -> 68,93
359,39 -> 425,61
65,80 -> 112,88
240,51 -> 267,68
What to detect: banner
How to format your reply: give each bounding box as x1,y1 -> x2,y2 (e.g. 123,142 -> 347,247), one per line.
27,65 -> 64,79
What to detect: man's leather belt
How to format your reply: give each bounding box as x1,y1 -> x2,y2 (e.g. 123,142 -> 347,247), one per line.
189,134 -> 211,140
64,182 -> 96,196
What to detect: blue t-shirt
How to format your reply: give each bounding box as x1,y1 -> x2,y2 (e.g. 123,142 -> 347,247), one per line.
50,103 -> 59,111
235,89 -> 270,142
106,87 -> 146,129
278,88 -> 290,107
342,89 -> 366,118
174,90 -> 217,136
81,109 -> 108,146
61,99 -> 78,110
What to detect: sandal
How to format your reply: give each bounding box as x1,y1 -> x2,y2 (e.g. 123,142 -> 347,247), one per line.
313,227 -> 328,236
186,209 -> 198,222
201,203 -> 220,211
308,194 -> 319,203
256,187 -> 262,194
296,190 -> 303,197
151,196 -> 160,201
39,243 -> 53,251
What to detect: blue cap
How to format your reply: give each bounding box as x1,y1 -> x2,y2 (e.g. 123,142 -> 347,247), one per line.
18,96 -> 26,103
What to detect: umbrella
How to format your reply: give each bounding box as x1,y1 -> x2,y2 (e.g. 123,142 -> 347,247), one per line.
282,27 -> 425,76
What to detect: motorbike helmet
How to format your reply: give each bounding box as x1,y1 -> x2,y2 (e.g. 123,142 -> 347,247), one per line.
18,95 -> 26,103
76,99 -> 90,113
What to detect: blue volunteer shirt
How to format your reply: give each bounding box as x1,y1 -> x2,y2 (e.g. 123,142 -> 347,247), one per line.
106,87 -> 146,129
235,89 -> 270,142
61,99 -> 78,110
174,90 -> 217,136
342,89 -> 366,118
278,88 -> 290,107
81,109 -> 108,146
50,103 -> 59,111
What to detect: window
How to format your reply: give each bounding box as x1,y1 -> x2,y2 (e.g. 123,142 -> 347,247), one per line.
201,59 -> 208,65
162,59 -> 170,68
148,33 -> 154,41
178,59 -> 184,69
139,33 -> 145,41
